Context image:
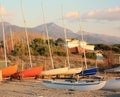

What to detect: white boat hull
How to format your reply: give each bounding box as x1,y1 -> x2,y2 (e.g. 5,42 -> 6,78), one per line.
42,80 -> 106,91
41,67 -> 68,76
102,78 -> 120,91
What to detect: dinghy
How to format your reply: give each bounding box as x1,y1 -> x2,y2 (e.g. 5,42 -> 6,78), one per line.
1,65 -> 18,77
42,67 -> 82,76
102,78 -> 120,91
41,67 -> 68,76
12,66 -> 42,78
41,4 -> 69,76
11,1 -> 43,80
42,79 -> 106,91
0,3 -> 18,78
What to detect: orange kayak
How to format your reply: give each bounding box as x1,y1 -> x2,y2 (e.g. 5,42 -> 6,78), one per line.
1,65 -> 18,77
13,66 -> 42,77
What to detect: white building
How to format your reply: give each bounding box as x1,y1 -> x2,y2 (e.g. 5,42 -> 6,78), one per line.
65,39 -> 94,51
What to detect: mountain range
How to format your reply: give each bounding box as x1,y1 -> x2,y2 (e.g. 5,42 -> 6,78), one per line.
0,22 -> 120,44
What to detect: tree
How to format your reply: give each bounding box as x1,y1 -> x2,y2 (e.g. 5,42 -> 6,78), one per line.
12,42 -> 26,56
30,38 -> 44,55
55,38 -> 64,46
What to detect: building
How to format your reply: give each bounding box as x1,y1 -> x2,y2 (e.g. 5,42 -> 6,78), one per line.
65,39 -> 95,54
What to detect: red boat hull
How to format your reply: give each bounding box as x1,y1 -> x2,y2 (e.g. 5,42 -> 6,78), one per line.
14,66 -> 42,77
0,65 -> 18,77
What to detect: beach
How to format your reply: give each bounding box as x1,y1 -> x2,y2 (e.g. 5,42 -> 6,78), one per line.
0,79 -> 120,97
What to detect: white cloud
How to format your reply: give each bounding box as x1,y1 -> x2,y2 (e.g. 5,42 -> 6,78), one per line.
83,6 -> 120,20
65,11 -> 80,18
65,6 -> 120,21
0,7 -> 14,16
0,7 -> 8,15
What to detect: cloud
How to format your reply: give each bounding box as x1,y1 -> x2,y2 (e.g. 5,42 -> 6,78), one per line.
65,11 -> 80,18
65,6 -> 120,21
0,7 -> 14,16
0,7 -> 8,15
65,11 -> 82,22
83,6 -> 120,20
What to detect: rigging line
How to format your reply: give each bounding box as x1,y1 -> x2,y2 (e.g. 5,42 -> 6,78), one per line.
0,1 -> 7,67
9,26 -> 14,50
20,0 -> 32,68
61,5 -> 70,68
78,12 -> 87,69
41,1 -> 54,69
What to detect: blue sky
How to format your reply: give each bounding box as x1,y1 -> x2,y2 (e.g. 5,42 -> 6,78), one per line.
0,0 -> 120,37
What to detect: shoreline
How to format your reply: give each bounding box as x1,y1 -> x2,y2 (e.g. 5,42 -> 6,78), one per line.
0,79 -> 120,97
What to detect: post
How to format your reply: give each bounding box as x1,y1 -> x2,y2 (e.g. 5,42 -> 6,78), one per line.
0,70 -> 2,81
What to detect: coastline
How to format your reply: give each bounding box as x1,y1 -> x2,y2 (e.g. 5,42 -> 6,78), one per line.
0,79 -> 120,97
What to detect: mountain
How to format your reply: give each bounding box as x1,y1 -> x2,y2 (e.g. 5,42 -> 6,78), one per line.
76,31 -> 120,44
33,22 -> 78,39
0,22 -> 120,44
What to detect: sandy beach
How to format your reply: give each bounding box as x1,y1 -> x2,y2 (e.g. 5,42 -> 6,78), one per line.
0,79 -> 120,97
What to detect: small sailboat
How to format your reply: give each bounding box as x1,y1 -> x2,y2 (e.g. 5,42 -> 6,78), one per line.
11,0 -> 42,79
0,2 -> 18,78
102,78 -> 120,91
42,79 -> 106,91
12,66 -> 42,79
41,67 -> 68,76
102,65 -> 120,91
1,65 -> 18,77
61,7 -> 82,75
75,15 -> 98,76
41,3 -> 68,76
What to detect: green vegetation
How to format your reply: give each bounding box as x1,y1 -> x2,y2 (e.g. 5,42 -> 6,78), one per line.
95,44 -> 120,53
83,52 -> 96,60
10,38 -> 66,57
0,37 -> 120,70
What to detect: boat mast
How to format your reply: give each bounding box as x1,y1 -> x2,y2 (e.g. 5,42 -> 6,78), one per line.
9,26 -> 14,50
61,5 -> 70,68
20,0 -> 32,68
41,2 -> 54,69
78,12 -> 87,69
0,1 -> 7,67
62,6 -> 70,68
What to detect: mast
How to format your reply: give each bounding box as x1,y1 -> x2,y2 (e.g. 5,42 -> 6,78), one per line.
0,1 -> 7,67
78,12 -> 87,69
61,5 -> 70,68
9,26 -> 14,50
41,2 -> 54,69
20,0 -> 32,68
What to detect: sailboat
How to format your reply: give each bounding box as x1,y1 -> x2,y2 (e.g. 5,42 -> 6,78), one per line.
76,15 -> 98,76
1,65 -> 18,77
102,77 -> 120,91
42,79 -> 106,91
11,0 -> 42,79
0,2 -> 18,78
41,3 -> 68,76
102,64 -> 120,90
61,6 -> 82,75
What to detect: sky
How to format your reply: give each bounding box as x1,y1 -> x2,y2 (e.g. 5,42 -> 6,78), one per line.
0,0 -> 120,37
